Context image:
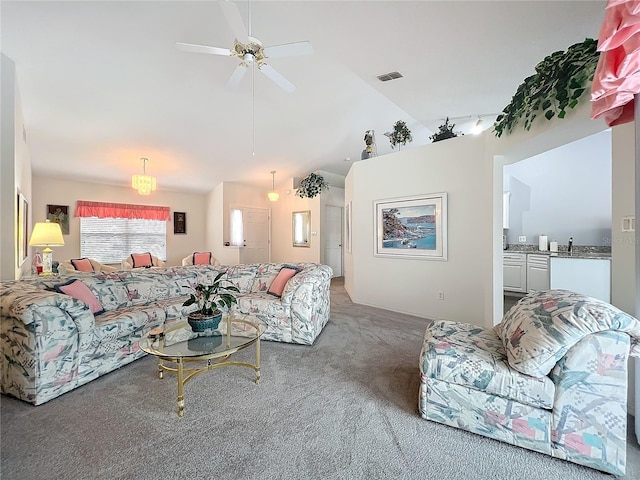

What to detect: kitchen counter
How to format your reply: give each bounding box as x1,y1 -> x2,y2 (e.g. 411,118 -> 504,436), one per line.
504,245 -> 611,259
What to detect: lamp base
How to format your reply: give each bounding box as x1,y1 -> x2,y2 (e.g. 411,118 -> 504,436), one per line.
41,247 -> 53,275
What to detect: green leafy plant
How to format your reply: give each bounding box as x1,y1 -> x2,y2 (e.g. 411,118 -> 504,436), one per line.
296,172 -> 329,199
183,271 -> 239,317
389,120 -> 413,149
429,117 -> 460,143
494,38 -> 600,138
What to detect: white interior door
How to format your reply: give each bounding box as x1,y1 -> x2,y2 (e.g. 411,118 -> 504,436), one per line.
239,207 -> 270,264
324,205 -> 343,277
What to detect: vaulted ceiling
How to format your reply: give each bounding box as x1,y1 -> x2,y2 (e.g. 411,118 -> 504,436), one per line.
2,1 -> 606,193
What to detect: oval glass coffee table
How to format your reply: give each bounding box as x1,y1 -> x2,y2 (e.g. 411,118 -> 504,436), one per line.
139,313 -> 265,417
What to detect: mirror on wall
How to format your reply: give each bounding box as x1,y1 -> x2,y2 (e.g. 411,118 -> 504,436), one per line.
292,211 -> 311,247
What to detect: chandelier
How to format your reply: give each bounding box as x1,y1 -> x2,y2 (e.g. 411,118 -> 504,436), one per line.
132,157 -> 157,195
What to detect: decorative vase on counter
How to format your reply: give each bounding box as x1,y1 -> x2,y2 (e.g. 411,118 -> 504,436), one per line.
187,311 -> 223,333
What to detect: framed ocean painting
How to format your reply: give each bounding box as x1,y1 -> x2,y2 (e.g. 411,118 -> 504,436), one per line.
374,193 -> 447,260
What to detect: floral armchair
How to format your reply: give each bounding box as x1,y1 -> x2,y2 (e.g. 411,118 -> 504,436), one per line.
419,289 -> 640,476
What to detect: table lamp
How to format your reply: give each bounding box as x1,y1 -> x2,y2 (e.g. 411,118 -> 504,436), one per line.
29,220 -> 64,275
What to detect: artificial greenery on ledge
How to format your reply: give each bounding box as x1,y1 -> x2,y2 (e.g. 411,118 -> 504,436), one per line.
430,117 -> 460,143
389,120 -> 413,149
493,38 -> 600,138
296,172 -> 329,199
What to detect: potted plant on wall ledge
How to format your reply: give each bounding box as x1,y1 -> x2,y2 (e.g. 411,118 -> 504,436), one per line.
296,172 -> 329,199
388,120 -> 413,150
429,117 -> 460,143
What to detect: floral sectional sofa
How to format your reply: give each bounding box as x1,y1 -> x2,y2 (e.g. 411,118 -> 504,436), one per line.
0,262 -> 332,405
419,289 -> 640,475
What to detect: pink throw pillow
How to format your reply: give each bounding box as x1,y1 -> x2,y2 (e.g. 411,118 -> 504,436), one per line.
55,280 -> 105,315
267,266 -> 300,298
131,252 -> 153,268
71,258 -> 94,272
193,252 -> 212,265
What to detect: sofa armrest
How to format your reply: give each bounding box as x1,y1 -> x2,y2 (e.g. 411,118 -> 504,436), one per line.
0,283 -> 98,405
550,330 -> 630,475
280,265 -> 333,344
1,283 -> 96,349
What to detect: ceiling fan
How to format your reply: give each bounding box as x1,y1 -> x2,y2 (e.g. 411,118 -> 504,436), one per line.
176,0 -> 313,93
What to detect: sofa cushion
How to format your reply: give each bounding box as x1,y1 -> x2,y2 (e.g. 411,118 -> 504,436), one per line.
131,252 -> 153,268
81,275 -> 130,312
119,271 -> 171,306
71,258 -> 94,272
496,289 -> 640,377
267,266 -> 300,298
54,279 -> 105,315
421,319 -> 555,409
251,263 -> 283,293
225,265 -> 258,294
193,252 -> 211,265
94,304 -> 166,342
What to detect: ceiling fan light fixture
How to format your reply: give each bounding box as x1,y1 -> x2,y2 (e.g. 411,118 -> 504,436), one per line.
268,170 -> 279,202
132,157 -> 157,195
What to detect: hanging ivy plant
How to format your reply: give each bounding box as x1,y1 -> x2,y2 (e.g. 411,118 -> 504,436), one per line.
494,38 -> 600,138
389,120 -> 413,149
429,117 -> 461,142
296,172 -> 329,199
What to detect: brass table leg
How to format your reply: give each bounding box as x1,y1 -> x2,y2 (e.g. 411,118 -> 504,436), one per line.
255,336 -> 261,384
157,358 -> 164,379
177,358 -> 185,417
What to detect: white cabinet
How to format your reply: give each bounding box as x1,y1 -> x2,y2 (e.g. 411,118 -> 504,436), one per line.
550,257 -> 611,303
527,254 -> 550,293
504,253 -> 527,293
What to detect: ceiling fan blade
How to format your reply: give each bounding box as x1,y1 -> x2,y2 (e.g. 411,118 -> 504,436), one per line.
219,0 -> 249,44
176,42 -> 231,56
226,63 -> 249,89
264,41 -> 313,59
259,64 -> 296,93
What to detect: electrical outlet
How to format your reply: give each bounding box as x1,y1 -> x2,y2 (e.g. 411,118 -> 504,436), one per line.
518,236 -> 527,243
438,292 -> 445,300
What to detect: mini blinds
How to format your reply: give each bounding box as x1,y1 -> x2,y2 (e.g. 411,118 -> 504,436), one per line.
80,217 -> 166,264
230,208 -> 244,246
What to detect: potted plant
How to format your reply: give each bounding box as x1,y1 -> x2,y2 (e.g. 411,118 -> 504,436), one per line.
296,172 -> 329,199
183,271 -> 240,333
389,120 -> 413,149
429,117 -> 459,142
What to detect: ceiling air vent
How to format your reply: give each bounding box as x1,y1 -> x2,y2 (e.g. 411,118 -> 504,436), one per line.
377,71 -> 403,82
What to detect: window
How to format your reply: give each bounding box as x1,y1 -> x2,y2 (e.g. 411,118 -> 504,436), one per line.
80,217 -> 166,264
230,208 -> 243,246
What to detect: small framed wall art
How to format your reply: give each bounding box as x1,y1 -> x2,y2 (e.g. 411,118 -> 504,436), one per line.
374,192 -> 448,261
47,204 -> 69,234
174,211 -> 186,234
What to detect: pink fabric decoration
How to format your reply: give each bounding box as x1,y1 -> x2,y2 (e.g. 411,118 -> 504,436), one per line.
591,0 -> 640,126
131,252 -> 153,268
267,267 -> 299,298
75,200 -> 170,221
193,252 -> 212,265
71,258 -> 94,272
55,280 -> 104,315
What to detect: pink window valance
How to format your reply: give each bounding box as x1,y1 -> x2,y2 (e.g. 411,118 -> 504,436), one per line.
75,200 -> 171,221
591,0 -> 640,126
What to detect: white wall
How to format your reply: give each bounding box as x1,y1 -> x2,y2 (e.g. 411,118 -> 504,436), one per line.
31,176 -> 207,267
504,130 -> 612,246
611,121 -> 637,414
346,134 -> 493,325
1,54 -> 32,280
